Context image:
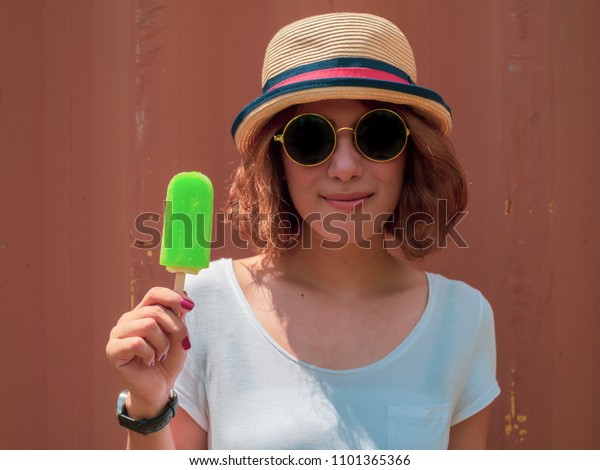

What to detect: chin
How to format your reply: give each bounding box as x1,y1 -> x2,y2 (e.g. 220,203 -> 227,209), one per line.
305,220 -> 383,250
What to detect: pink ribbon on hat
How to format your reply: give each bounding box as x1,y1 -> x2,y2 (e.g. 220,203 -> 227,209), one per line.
266,67 -> 411,92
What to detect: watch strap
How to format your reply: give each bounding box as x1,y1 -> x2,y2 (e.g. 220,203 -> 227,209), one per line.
116,389 -> 178,435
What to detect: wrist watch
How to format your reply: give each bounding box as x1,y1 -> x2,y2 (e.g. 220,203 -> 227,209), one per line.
116,389 -> 178,435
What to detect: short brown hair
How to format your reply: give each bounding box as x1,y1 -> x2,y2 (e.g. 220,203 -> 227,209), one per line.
225,103 -> 467,260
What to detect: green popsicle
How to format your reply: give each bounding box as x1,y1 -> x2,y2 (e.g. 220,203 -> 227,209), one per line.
159,172 -> 214,293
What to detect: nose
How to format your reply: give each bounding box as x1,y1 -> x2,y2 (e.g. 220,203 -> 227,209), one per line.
326,128 -> 364,182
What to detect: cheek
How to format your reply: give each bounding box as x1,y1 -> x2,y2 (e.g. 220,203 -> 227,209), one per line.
281,158 -> 317,213
376,157 -> 406,207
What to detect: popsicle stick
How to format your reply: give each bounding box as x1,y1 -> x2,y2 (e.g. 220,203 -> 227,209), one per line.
173,272 -> 186,295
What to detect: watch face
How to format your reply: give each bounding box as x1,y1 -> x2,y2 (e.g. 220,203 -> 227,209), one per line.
116,390 -> 129,415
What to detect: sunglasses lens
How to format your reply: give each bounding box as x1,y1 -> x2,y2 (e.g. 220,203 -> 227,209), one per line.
283,115 -> 335,165
356,109 -> 408,161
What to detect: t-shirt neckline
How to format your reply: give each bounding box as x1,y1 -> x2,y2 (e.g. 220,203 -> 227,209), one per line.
222,258 -> 437,376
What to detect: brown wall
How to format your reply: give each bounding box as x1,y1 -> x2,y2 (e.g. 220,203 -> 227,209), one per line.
1,0 -> 598,449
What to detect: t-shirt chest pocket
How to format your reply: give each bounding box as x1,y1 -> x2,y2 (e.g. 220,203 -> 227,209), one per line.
386,404 -> 452,450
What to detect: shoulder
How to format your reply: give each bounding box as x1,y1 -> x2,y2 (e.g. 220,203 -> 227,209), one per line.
182,258 -> 244,345
425,272 -> 494,330
184,257 -> 234,293
182,256 -> 263,321
182,258 -> 237,323
428,273 -> 491,309
188,255 -> 266,299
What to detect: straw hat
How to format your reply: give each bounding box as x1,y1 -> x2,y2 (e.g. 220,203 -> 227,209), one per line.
231,12 -> 452,158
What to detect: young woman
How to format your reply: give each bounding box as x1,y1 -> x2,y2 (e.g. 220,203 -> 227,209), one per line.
106,12 -> 500,450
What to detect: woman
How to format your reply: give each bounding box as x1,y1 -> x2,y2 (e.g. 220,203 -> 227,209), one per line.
106,12 -> 500,450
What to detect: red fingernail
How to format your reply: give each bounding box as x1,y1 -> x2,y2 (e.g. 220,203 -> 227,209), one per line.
181,298 -> 195,311
182,336 -> 191,350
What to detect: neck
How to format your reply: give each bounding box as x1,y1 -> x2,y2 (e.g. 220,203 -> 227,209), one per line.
276,232 -> 406,296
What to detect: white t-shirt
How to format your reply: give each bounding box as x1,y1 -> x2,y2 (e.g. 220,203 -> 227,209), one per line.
176,258 -> 500,450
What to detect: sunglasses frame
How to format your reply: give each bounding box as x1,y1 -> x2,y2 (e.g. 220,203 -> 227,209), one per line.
273,108 -> 411,167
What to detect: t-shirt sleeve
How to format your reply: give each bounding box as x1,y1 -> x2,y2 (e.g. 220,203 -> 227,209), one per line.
175,339 -> 209,431
451,295 -> 500,425
173,272 -> 212,432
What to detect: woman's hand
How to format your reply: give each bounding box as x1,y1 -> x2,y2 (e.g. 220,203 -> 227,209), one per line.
106,287 -> 194,418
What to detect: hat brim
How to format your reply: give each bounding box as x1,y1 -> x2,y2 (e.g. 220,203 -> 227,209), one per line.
232,78 -> 452,158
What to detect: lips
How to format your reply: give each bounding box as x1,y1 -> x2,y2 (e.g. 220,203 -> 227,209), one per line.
321,192 -> 373,210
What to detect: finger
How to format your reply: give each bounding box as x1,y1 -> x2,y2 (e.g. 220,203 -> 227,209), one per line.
116,317 -> 172,359
112,308 -> 189,356
136,287 -> 196,316
117,304 -> 185,339
106,336 -> 156,368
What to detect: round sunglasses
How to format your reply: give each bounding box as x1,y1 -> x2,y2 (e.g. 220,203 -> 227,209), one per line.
273,108 -> 410,166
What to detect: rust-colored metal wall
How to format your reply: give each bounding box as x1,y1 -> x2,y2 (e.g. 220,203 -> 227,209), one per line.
1,0 -> 598,449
